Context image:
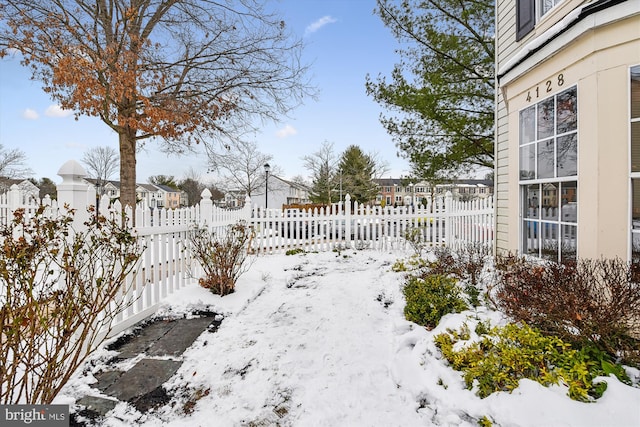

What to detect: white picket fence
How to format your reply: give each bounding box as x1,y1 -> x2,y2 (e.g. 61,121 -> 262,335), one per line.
250,193 -> 493,253
0,162 -> 494,337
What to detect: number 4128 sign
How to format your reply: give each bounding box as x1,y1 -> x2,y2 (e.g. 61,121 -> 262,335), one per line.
526,73 -> 565,102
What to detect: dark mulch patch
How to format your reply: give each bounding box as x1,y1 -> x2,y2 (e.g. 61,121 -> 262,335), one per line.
71,310 -> 224,425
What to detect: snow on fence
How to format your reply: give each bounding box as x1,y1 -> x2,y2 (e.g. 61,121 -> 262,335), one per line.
0,159 -> 494,337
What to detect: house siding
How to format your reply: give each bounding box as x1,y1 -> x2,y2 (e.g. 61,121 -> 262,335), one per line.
496,0 -> 640,260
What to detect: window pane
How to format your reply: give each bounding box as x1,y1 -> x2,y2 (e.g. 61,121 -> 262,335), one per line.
537,98 -> 555,139
520,144 -> 536,180
632,66 -> 640,120
524,184 -> 540,219
520,106 -> 536,144
561,225 -> 577,261
561,181 -> 577,223
523,220 -> 539,256
632,121 -> 640,172
632,179 -> 640,229
557,87 -> 577,133
633,232 -> 640,262
537,138 -> 555,179
541,183 -> 558,221
540,0 -> 559,16
557,133 -> 577,176
541,222 -> 558,261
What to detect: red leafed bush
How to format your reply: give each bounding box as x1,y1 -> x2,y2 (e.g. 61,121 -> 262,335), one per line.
492,254 -> 640,364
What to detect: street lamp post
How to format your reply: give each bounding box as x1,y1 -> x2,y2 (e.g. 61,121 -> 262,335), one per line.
264,163 -> 271,211
408,183 -> 414,207
95,178 -> 102,219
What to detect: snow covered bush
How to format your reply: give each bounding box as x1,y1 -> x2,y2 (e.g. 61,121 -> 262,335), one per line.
402,274 -> 467,329
434,322 -> 630,401
493,254 -> 640,365
0,207 -> 143,404
188,221 -> 254,296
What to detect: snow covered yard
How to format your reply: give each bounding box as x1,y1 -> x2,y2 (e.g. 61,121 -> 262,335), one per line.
59,249 -> 640,426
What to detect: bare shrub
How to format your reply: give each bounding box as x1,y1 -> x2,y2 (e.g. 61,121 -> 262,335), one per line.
0,207 -> 143,404
403,225 -> 429,257
427,243 -> 491,306
493,254 -> 640,364
188,221 -> 254,296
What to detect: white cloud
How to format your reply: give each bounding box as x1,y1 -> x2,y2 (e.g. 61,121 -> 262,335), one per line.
276,124 -> 297,138
45,104 -> 73,118
22,108 -> 39,120
305,16 -> 337,35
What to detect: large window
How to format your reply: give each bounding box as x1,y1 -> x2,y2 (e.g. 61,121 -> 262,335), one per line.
630,66 -> 640,259
520,86 -> 577,262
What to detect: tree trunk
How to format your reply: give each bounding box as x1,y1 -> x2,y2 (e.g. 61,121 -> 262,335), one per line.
119,129 -> 137,213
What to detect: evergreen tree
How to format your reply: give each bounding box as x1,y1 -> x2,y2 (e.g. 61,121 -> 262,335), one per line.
149,175 -> 178,189
366,0 -> 494,180
338,146 -> 379,205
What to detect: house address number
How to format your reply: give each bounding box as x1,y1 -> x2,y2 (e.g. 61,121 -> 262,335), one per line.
525,73 -> 565,102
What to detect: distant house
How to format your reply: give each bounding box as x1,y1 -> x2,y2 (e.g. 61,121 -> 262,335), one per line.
85,179 -> 120,202
0,178 -> 40,204
432,180 -> 494,201
254,176 -> 311,209
85,179 -> 186,209
221,190 -> 247,208
153,184 -> 182,209
374,178 -> 493,206
136,184 -> 163,209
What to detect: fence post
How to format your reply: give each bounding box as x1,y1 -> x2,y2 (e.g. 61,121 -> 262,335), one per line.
7,184 -> 21,211
243,195 -> 252,221
199,188 -> 213,229
445,191 -> 453,247
344,194 -> 352,247
57,159 -> 89,229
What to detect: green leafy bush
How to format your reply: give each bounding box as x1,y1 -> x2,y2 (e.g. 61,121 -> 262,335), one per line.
434,322 -> 630,401
493,254 -> 640,364
391,254 -> 429,272
285,248 -> 305,256
403,274 -> 467,329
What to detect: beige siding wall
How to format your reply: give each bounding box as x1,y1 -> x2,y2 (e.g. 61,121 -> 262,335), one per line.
496,0 -> 516,70
496,7 -> 640,259
494,0 -> 515,254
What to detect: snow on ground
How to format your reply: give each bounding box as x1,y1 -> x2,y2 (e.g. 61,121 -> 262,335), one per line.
59,249 -> 640,426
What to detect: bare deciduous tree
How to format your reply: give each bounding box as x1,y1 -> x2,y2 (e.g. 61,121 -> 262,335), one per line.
207,140 -> 282,197
0,144 -> 31,179
0,0 -> 313,208
303,141 -> 339,204
178,168 -> 206,206
81,146 -> 119,182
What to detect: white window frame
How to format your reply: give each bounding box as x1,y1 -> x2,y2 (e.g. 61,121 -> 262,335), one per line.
519,84 -> 578,262
537,0 -> 563,20
629,65 -> 640,260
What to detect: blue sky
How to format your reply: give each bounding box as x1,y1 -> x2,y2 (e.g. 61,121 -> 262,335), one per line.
0,0 -> 409,184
